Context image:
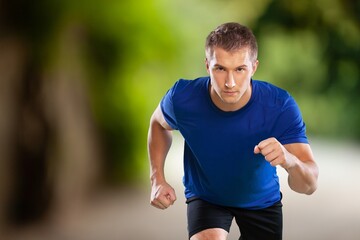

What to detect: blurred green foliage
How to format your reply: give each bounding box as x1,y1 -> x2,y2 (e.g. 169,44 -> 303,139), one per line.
3,0 -> 359,183
253,0 -> 360,139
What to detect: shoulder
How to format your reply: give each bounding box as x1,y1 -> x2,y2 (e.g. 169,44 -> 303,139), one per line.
170,76 -> 209,98
172,76 -> 208,91
252,80 -> 295,109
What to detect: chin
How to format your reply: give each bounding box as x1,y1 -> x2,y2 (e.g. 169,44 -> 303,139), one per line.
222,97 -> 240,104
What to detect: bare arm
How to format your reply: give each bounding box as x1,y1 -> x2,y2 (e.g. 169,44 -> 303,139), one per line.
254,138 -> 319,195
147,104 -> 177,209
282,142 -> 318,194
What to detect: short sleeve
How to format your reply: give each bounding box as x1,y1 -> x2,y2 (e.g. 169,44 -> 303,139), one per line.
160,84 -> 179,130
276,97 -> 308,145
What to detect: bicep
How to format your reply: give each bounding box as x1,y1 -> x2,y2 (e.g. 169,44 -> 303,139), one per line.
284,143 -> 315,163
151,104 -> 174,131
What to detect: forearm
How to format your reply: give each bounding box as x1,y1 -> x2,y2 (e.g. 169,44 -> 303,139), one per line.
147,106 -> 177,210
286,156 -> 319,195
147,119 -> 173,184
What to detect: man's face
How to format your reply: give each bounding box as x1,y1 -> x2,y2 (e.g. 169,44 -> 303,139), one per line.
206,46 -> 258,112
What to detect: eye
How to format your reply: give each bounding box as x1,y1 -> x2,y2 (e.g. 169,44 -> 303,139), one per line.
214,66 -> 225,71
236,67 -> 245,72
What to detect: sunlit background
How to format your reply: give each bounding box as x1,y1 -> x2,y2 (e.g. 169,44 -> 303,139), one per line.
0,0 -> 359,239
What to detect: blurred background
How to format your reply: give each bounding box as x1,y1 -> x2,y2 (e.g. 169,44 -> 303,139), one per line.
0,0 -> 359,239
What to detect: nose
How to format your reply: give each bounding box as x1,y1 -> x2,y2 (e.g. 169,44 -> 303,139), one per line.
225,73 -> 236,88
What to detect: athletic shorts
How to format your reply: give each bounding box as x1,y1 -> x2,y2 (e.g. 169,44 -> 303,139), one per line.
186,198 -> 283,240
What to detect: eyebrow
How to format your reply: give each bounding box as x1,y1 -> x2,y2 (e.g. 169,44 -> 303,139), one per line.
213,63 -> 248,69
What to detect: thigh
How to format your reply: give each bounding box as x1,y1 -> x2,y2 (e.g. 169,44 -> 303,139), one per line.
235,202 -> 283,240
190,228 -> 228,240
187,198 -> 233,239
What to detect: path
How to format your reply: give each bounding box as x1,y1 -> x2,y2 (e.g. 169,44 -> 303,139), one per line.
3,134 -> 360,239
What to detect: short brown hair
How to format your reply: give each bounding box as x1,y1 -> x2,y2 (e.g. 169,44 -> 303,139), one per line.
205,22 -> 258,61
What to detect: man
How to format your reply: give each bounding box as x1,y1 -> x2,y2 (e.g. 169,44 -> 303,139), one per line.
147,22 -> 319,240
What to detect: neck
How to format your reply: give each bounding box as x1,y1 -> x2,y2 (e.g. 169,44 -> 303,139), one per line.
209,81 -> 252,112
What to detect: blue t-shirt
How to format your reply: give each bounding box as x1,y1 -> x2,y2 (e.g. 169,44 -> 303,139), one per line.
160,76 -> 308,209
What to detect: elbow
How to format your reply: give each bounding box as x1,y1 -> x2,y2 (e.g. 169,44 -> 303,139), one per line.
304,182 -> 318,195
289,175 -> 318,195
303,164 -> 319,195
306,168 -> 319,195
303,178 -> 319,195
288,161 -> 319,195
290,183 -> 317,195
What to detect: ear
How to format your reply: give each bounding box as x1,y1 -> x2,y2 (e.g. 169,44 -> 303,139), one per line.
205,58 -> 210,74
251,60 -> 259,77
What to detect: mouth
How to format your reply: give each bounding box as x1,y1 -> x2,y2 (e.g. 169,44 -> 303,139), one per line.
223,91 -> 238,96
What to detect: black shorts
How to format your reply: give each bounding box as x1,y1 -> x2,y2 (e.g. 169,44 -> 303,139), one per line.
186,198 -> 283,240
